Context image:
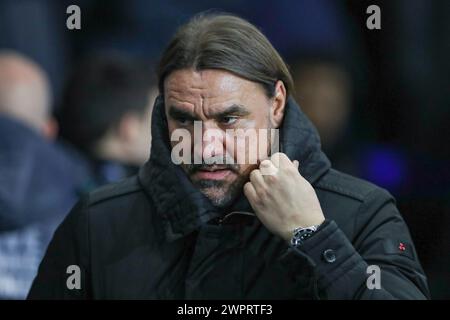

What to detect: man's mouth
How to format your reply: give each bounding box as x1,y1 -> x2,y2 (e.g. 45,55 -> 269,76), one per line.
191,167 -> 235,180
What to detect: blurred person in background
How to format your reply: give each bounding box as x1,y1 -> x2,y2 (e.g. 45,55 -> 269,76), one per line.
57,53 -> 158,193
0,51 -> 87,299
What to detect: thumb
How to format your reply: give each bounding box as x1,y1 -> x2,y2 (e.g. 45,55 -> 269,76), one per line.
293,160 -> 299,169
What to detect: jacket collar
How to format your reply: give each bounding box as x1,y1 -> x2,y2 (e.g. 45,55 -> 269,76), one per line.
139,96 -> 330,241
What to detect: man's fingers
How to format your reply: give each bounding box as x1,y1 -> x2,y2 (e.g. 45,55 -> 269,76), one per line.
270,152 -> 292,169
260,159 -> 278,176
269,152 -> 300,173
249,169 -> 267,196
243,181 -> 259,205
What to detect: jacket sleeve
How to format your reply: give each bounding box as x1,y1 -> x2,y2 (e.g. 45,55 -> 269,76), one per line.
280,188 -> 430,300
27,199 -> 91,299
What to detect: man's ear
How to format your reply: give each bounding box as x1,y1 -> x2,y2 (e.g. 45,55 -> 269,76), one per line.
269,80 -> 287,128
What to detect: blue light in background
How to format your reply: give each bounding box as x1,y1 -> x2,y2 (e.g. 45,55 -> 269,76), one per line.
360,146 -> 409,190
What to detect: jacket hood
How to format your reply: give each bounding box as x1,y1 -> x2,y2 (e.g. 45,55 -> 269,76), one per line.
139,96 -> 331,241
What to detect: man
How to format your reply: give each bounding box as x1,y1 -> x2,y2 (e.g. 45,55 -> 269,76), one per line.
28,14 -> 429,299
57,53 -> 158,191
0,51 -> 86,299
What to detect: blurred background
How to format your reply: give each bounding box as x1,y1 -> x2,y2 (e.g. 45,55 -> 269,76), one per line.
0,0 -> 448,299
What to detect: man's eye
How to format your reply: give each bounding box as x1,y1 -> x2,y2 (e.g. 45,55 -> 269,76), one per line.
220,116 -> 238,125
177,118 -> 193,126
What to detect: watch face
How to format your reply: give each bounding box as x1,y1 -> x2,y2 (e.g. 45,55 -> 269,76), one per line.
291,227 -> 317,247
291,237 -> 302,247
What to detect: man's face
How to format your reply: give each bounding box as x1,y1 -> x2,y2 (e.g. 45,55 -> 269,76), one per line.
164,69 -> 281,208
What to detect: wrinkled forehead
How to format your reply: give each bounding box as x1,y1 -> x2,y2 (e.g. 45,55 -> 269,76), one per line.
163,69 -> 265,113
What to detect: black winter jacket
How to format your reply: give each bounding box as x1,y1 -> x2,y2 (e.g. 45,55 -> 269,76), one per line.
28,97 -> 430,299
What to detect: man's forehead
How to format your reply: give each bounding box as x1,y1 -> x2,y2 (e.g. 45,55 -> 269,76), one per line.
164,69 -> 258,99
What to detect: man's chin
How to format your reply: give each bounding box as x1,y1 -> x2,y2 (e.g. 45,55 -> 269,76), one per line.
194,179 -> 239,208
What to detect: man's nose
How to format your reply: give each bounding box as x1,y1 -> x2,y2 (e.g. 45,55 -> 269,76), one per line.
193,121 -> 226,162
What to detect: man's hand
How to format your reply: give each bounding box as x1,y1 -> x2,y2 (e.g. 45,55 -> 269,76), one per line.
243,152 -> 325,242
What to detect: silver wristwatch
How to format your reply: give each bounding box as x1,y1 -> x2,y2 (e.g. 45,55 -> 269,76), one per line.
290,225 -> 320,247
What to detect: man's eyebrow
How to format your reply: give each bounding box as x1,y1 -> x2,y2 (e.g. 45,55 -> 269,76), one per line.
212,104 -> 250,118
168,106 -> 198,120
